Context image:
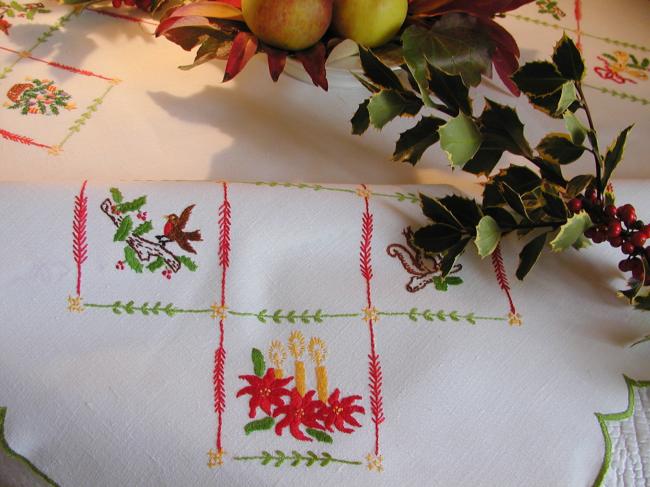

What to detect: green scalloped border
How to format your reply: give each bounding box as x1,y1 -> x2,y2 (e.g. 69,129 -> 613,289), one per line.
593,376 -> 650,487
0,407 -> 60,487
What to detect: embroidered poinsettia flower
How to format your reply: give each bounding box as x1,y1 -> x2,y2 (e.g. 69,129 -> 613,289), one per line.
236,368 -> 292,418
318,389 -> 365,434
273,389 -> 324,441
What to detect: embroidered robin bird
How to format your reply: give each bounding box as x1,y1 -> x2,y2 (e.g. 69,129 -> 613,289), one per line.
157,204 -> 202,254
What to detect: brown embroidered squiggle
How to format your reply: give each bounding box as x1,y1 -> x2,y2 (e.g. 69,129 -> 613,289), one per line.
387,227 -> 462,293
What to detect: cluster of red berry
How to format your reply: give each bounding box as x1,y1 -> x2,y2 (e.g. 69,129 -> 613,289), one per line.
115,260 -> 125,270
162,269 -> 173,280
568,188 -> 649,284
136,211 -> 147,221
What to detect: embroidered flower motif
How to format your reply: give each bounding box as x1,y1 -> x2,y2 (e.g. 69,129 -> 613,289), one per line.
366,453 -> 384,472
273,388 -> 324,441
67,295 -> 83,313
356,186 -> 371,199
210,303 -> 228,320
236,368 -> 292,418
318,389 -> 365,434
508,312 -> 523,326
64,101 -> 76,110
207,448 -> 225,468
18,50 -> 30,58
362,306 -> 379,323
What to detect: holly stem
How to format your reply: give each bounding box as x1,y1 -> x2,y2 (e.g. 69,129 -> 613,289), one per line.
575,82 -> 604,199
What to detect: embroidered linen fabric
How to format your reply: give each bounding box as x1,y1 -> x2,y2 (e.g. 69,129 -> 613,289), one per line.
0,180 -> 648,487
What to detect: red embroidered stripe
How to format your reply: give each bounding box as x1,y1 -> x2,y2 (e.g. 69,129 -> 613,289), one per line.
213,182 -> 231,453
574,0 -> 583,50
72,181 -> 89,296
0,46 -> 115,81
0,128 -> 51,149
359,185 -> 385,456
491,244 -> 517,316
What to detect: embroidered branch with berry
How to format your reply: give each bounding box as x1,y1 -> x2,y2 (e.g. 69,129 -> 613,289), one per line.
101,187 -> 199,278
352,34 -> 648,320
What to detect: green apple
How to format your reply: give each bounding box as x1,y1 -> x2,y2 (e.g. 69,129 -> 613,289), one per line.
242,0 -> 333,51
332,0 -> 407,48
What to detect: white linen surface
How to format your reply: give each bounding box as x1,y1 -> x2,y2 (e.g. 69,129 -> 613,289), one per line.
0,180 -> 648,487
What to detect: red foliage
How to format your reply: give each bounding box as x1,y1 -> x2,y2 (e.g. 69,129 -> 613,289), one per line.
224,31 -> 259,82
294,43 -> 328,91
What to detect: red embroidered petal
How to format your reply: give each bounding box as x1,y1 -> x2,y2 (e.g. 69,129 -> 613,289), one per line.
328,389 -> 341,406
235,386 -> 255,397
343,414 -> 362,428
289,421 -> 311,442
275,415 -> 290,436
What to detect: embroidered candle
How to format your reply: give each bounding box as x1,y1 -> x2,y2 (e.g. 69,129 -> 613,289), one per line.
288,330 -> 307,396
308,336 -> 329,402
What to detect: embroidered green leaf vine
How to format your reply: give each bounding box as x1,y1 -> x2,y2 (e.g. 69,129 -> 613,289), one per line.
305,428 -> 333,444
233,450 -> 361,468
244,417 -> 274,434
251,348 -> 265,377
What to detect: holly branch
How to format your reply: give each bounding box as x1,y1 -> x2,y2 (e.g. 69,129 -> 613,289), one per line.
352,34 -> 648,311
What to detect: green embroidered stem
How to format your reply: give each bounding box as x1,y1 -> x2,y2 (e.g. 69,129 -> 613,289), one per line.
507,14 -> 650,52
85,301 -> 212,317
30,11 -> 76,51
583,83 -> 650,106
592,376 -> 650,487
233,450 -> 362,467
242,181 -> 419,204
0,408 -> 60,486
82,300 -> 506,324
0,10 -> 77,79
378,309 -> 507,325
228,309 -> 360,324
57,84 -> 115,148
371,191 -> 419,203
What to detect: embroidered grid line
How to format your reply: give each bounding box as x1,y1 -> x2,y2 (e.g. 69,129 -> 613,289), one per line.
357,185 -> 385,470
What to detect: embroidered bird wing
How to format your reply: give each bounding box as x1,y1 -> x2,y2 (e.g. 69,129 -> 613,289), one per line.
177,204 -> 195,230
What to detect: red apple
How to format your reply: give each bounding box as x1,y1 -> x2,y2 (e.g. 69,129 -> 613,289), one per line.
242,0 -> 333,51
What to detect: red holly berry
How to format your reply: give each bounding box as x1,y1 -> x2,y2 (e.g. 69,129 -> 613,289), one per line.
622,242 -> 635,255
585,188 -> 597,202
609,236 -> 623,248
617,204 -> 637,226
607,221 -> 622,238
604,205 -> 617,218
618,259 -> 631,272
568,198 -> 583,213
631,232 -> 647,249
592,230 -> 606,244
